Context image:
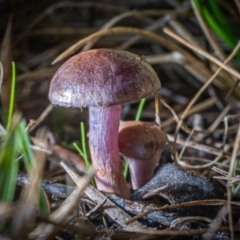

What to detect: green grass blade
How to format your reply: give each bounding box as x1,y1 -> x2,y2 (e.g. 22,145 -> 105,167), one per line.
202,7 -> 235,49
123,161 -> 129,179
80,122 -> 90,169
6,62 -> 16,132
18,123 -> 34,172
135,98 -> 146,121
73,142 -> 84,157
73,122 -> 95,186
73,122 -> 91,169
0,118 -> 20,202
208,0 -> 227,28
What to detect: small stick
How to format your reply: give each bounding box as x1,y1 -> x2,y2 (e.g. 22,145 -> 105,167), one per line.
207,105 -> 231,132
161,98 -> 215,129
117,15 -> 171,50
28,104 -> 54,133
146,52 -> 184,64
142,184 -> 169,199
171,216 -> 212,229
85,197 -> 107,217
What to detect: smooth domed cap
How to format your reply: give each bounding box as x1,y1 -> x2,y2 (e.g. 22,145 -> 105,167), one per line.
118,121 -> 166,161
49,49 -> 160,108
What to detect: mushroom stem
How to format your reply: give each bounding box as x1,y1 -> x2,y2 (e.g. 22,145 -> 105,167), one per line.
127,157 -> 158,190
89,105 -> 130,199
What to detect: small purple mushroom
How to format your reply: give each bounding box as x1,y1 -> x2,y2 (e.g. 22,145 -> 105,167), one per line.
49,49 -> 160,198
119,121 -> 166,190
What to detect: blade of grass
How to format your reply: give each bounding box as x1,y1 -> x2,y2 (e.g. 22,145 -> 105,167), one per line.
80,122 -> 90,169
73,122 -> 95,186
0,114 -> 21,203
73,122 -> 91,169
135,98 -> 146,121
73,123 -> 90,169
18,123 -> 34,172
208,0 -> 227,27
73,142 -> 84,157
6,62 -> 16,133
208,0 -> 235,41
123,160 -> 129,178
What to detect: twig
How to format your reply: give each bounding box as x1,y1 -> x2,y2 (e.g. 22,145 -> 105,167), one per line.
142,184 -> 169,199
146,52 -> 184,64
85,197 -> 107,217
17,65 -> 59,82
161,98 -> 215,129
225,79 -> 240,98
28,104 -> 54,133
170,216 -> 212,229
207,105 -> 231,132
169,18 -> 203,53
116,15 -> 171,50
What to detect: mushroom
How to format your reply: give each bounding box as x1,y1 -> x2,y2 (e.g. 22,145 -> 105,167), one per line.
119,121 -> 166,190
49,49 -> 160,198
